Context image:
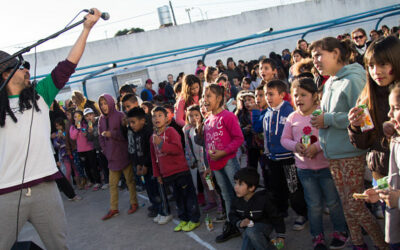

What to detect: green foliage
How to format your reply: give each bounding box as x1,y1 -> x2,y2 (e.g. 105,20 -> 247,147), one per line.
115,27 -> 145,37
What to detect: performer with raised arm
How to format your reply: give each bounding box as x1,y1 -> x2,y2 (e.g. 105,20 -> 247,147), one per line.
0,9 -> 101,249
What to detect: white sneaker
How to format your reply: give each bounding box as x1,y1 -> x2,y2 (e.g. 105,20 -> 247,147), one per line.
101,184 -> 109,190
153,214 -> 161,223
292,216 -> 307,231
158,215 -> 173,225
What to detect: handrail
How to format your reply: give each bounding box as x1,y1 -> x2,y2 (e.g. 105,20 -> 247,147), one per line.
50,3 -> 400,85
375,11 -> 400,30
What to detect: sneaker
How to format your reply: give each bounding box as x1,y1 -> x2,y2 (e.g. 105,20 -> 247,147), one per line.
202,203 -> 217,213
330,231 -> 348,249
102,210 -> 119,220
85,182 -> 93,190
182,221 -> 200,232
158,215 -> 173,225
352,243 -> 368,250
174,221 -> 188,232
292,216 -> 307,231
215,221 -> 241,243
153,214 -> 161,223
147,210 -> 158,218
313,234 -> 327,250
213,212 -> 227,223
128,204 -> 139,214
68,195 -> 82,201
92,183 -> 101,191
101,184 -> 109,190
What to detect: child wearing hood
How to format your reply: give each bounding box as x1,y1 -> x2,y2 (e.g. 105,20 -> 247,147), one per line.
98,94 -> 139,220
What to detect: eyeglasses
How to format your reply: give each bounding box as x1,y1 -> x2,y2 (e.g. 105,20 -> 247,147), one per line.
352,35 -> 365,40
6,61 -> 30,72
19,61 -> 30,70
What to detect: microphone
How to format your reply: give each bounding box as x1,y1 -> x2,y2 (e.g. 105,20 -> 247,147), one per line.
83,9 -> 110,20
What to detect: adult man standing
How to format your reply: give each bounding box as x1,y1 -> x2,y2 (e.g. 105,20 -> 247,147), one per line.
141,78 -> 155,101
0,9 -> 101,250
165,74 -> 175,103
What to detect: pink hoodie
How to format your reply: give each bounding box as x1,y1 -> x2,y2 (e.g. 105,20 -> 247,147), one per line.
204,110 -> 244,171
69,123 -> 94,152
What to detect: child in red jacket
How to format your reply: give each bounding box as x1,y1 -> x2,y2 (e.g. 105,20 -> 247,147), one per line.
150,106 -> 201,232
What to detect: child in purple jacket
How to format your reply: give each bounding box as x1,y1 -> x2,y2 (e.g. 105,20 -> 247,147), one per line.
98,94 -> 138,220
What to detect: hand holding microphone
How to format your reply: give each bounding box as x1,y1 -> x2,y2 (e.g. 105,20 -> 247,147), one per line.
83,8 -> 110,20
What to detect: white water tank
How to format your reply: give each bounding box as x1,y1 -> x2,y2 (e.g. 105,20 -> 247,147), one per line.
157,5 -> 172,26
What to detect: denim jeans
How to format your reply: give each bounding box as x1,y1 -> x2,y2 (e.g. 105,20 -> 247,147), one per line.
213,157 -> 240,218
143,173 -> 162,213
297,167 -> 347,236
241,223 -> 276,250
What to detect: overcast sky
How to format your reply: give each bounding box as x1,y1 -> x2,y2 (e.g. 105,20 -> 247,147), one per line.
1,0 -> 305,54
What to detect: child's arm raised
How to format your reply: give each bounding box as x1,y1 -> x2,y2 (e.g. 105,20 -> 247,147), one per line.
69,125 -> 79,140
159,128 -> 184,155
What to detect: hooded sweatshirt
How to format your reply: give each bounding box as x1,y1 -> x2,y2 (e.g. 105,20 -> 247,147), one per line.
263,101 -> 294,160
319,63 -> 367,159
69,122 -> 94,153
150,127 -> 189,178
98,94 -> 130,171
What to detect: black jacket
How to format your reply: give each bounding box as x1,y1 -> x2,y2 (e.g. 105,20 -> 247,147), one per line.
128,123 -> 153,174
229,189 -> 286,237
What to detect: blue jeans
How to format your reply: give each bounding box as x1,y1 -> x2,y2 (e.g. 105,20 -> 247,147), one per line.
297,168 -> 347,236
143,173 -> 162,213
241,223 -> 277,250
213,157 -> 240,218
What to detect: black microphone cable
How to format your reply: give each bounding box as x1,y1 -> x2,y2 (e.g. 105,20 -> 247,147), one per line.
15,46 -> 38,243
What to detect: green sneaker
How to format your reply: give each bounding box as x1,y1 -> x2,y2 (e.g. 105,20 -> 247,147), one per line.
182,221 -> 200,232
174,221 -> 188,232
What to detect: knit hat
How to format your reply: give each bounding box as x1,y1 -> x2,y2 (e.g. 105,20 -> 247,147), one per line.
0,50 -> 18,74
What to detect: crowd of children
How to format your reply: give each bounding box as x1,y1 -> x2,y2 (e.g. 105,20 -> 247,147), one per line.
48,26 -> 400,250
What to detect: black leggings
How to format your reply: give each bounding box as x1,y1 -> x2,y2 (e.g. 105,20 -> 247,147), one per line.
265,157 -> 307,217
55,168 -> 76,199
79,150 -> 101,184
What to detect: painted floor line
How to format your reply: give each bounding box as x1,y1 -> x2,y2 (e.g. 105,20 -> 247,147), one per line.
137,194 -> 217,250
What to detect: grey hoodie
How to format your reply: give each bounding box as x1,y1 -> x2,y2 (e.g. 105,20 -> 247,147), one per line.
319,63 -> 368,159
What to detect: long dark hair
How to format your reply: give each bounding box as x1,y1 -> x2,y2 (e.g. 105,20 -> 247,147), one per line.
358,36 -> 400,137
0,83 -> 40,127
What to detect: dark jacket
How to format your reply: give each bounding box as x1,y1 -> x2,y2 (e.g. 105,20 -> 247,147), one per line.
169,118 -> 185,152
347,84 -> 391,176
229,189 -> 286,238
86,117 -> 100,150
128,123 -> 153,174
165,83 -> 175,103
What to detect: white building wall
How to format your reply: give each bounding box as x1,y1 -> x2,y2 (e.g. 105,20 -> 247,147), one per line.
24,0 -> 399,100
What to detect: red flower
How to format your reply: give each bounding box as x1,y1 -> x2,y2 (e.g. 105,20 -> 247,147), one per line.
303,126 -> 312,135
